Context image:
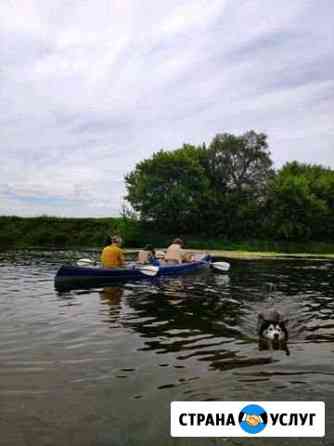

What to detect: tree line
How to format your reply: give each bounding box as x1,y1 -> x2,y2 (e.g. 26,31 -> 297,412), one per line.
1,130 -> 333,249
0,216 -> 140,248
125,131 -> 334,241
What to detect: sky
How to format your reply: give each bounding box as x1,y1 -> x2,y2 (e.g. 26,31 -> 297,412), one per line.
1,0 -> 333,217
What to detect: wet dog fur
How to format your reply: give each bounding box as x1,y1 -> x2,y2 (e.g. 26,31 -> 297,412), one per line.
257,310 -> 290,355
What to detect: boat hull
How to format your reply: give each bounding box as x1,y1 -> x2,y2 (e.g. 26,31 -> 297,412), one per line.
55,257 -> 211,290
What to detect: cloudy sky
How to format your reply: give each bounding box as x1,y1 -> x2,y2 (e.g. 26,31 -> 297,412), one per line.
1,0 -> 333,217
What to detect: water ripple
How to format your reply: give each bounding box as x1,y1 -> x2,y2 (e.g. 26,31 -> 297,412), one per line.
1,250 -> 334,444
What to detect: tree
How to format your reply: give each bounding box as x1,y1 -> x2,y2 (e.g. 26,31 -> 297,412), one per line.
267,162 -> 334,240
125,145 -> 211,233
207,130 -> 274,196
205,131 -> 274,237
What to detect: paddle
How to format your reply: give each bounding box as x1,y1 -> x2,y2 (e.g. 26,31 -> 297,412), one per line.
134,265 -> 160,277
77,258 -> 97,266
210,261 -> 231,272
77,258 -> 159,277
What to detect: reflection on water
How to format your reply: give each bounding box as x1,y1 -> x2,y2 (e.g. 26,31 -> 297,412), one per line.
100,287 -> 124,306
0,249 -> 334,445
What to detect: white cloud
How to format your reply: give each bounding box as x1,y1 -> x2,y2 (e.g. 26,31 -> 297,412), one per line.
0,0 -> 333,217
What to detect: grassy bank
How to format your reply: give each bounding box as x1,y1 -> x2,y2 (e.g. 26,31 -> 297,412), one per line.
204,250 -> 334,260
0,216 -> 333,258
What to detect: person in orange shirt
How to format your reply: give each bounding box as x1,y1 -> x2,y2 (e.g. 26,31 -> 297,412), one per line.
101,236 -> 125,268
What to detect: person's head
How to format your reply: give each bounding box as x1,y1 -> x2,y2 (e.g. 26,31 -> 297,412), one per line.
112,236 -> 122,246
173,238 -> 184,247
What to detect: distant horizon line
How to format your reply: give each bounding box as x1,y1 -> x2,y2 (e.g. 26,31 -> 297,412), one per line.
0,214 -> 122,219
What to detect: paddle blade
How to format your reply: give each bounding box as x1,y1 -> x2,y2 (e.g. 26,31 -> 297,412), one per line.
211,261 -> 230,272
77,258 -> 95,266
137,265 -> 159,276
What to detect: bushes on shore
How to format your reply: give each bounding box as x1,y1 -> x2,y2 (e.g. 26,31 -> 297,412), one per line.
0,215 -> 141,248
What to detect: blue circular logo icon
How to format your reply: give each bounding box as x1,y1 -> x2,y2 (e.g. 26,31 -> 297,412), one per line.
239,404 -> 268,434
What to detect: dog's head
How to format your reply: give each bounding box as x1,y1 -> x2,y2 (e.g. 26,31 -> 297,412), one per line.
257,311 -> 289,355
259,320 -> 287,341
258,311 -> 288,339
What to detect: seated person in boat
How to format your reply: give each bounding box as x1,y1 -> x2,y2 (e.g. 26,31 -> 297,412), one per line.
155,250 -> 166,260
101,236 -> 124,268
137,245 -> 159,265
164,238 -> 193,264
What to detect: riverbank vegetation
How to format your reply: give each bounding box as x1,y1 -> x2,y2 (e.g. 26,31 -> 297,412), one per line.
1,216 -> 334,257
0,216 -> 138,248
1,130 -> 333,254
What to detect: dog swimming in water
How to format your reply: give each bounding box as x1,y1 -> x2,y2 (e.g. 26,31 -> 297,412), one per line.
257,310 -> 290,355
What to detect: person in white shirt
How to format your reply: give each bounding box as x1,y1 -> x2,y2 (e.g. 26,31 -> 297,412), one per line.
164,239 -> 192,264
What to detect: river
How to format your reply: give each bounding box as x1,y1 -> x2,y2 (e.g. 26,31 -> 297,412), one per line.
0,249 -> 333,445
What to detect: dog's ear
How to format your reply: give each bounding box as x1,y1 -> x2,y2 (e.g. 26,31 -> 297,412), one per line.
279,319 -> 289,330
257,312 -> 265,321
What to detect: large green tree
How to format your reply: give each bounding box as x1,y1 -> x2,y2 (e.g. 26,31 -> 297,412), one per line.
267,162 -> 334,240
125,145 -> 211,233
207,130 -> 274,195
205,130 -> 274,237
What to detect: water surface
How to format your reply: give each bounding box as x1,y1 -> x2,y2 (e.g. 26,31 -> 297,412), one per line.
0,249 -> 333,445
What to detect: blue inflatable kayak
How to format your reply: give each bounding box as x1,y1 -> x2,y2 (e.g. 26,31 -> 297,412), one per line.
55,255 -> 211,289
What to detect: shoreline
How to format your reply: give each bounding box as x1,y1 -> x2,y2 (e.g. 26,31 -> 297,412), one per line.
2,246 -> 334,261
205,249 -> 334,260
